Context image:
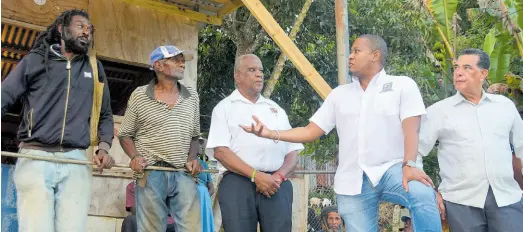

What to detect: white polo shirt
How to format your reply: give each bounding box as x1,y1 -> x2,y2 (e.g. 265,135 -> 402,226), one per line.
206,90 -> 304,172
310,69 -> 426,195
419,92 -> 523,208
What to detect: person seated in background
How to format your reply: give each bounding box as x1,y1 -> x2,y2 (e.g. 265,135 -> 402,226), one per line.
400,216 -> 412,232
196,137 -> 215,232
121,181 -> 175,232
319,205 -> 345,232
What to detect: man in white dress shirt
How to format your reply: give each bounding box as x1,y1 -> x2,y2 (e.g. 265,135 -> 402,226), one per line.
241,35 -> 441,231
206,54 -> 304,232
418,48 -> 523,232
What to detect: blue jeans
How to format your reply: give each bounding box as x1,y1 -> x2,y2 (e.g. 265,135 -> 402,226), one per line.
14,148 -> 92,232
135,170 -> 201,232
337,163 -> 441,232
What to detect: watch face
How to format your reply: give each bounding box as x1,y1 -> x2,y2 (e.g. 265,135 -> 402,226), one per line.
407,160 -> 416,167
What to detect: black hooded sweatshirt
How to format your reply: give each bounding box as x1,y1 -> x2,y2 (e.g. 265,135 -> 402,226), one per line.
1,43 -> 113,151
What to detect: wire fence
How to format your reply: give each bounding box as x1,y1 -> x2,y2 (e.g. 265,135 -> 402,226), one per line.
298,173 -> 406,232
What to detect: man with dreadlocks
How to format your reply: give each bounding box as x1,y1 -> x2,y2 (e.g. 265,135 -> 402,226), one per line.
1,9 -> 114,232
318,205 -> 346,232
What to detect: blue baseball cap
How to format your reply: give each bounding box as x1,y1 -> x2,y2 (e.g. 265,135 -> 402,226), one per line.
149,45 -> 194,70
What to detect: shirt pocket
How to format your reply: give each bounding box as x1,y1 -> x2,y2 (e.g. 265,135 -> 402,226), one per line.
373,91 -> 400,116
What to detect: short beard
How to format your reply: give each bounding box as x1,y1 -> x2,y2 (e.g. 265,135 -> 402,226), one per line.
62,27 -> 90,54
165,68 -> 184,81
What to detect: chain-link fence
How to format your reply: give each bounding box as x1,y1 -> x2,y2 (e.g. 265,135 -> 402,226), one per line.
298,172 -> 404,232
209,160 -> 409,232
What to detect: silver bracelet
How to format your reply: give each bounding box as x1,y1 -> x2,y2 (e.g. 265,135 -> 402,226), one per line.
273,130 -> 280,144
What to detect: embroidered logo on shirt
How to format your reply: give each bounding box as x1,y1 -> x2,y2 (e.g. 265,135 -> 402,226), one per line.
84,72 -> 92,78
380,82 -> 393,93
270,107 -> 278,115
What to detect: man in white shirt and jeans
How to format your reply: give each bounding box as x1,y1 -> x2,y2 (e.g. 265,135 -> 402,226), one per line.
241,34 -> 441,231
206,54 -> 304,232
419,48 -> 523,232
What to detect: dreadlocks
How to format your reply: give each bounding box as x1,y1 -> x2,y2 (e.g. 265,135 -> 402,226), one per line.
320,206 -> 346,232
32,9 -> 94,79
32,9 -> 93,51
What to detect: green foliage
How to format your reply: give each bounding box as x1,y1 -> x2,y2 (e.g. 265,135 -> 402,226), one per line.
197,0 -> 522,174
425,0 -> 459,41
487,31 -> 512,84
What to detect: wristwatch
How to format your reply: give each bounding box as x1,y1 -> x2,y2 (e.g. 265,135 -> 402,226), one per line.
402,160 -> 417,168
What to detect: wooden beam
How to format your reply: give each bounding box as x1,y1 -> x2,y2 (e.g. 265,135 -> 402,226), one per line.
240,0 -> 332,99
1,18 -> 45,32
120,0 -> 222,25
218,0 -> 244,16
1,47 -> 29,55
106,77 -> 134,84
1,57 -> 20,64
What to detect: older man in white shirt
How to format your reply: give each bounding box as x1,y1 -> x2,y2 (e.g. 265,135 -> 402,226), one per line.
206,54 -> 304,232
419,48 -> 523,232
241,34 -> 441,231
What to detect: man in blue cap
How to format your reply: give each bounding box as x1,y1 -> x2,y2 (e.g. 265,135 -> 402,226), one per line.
118,45 -> 202,232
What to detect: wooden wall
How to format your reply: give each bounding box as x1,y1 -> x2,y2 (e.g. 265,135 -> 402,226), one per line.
89,116 -> 132,218
1,0 -> 89,27
88,0 -> 199,88
1,0 -> 199,89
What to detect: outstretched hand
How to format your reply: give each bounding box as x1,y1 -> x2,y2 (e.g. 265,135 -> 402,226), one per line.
239,115 -> 272,139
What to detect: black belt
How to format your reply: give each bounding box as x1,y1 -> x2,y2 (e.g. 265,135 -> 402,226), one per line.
154,160 -> 176,168
223,170 -> 276,177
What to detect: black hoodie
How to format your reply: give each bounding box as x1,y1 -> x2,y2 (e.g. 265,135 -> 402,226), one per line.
1,43 -> 113,151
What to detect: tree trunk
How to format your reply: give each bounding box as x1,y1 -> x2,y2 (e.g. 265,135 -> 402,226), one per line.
263,0 -> 313,98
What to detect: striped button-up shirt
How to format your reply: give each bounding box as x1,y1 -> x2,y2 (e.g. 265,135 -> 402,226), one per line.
118,79 -> 200,169
419,92 -> 523,208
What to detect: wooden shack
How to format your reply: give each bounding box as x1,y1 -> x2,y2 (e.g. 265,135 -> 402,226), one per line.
1,0 -> 318,231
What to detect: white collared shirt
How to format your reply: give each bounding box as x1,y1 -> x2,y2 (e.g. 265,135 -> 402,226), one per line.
419,92 -> 523,208
310,70 -> 426,195
206,90 -> 304,172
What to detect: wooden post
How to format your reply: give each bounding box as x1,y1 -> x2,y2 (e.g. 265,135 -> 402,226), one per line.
240,0 -> 332,99
335,0 -> 350,85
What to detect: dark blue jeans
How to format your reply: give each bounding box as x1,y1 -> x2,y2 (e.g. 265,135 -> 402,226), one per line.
135,171 -> 201,232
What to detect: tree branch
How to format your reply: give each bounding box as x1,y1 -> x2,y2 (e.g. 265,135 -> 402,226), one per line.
263,0 -> 313,98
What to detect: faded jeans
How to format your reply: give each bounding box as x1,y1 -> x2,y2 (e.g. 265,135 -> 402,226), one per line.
337,163 -> 442,232
14,148 -> 92,232
135,170 -> 201,232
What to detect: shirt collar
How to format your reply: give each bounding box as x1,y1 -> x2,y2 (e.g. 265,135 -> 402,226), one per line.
352,69 -> 387,87
229,89 -> 272,105
450,90 -> 498,106
145,78 -> 191,100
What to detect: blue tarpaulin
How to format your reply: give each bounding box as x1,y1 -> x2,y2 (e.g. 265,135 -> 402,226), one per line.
1,164 -> 18,232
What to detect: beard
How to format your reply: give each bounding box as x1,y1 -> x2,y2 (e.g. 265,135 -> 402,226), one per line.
165,67 -> 184,81
62,27 -> 91,54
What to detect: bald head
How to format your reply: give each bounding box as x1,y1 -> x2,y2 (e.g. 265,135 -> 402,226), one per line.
359,34 -> 388,65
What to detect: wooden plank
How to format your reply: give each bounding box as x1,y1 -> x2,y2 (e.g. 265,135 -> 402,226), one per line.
1,47 -> 29,55
240,0 -> 332,99
1,0 -> 89,28
88,121 -> 132,218
88,0 -> 199,89
86,216 -> 118,232
120,0 -> 222,25
217,0 -> 243,16
290,176 -> 309,232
